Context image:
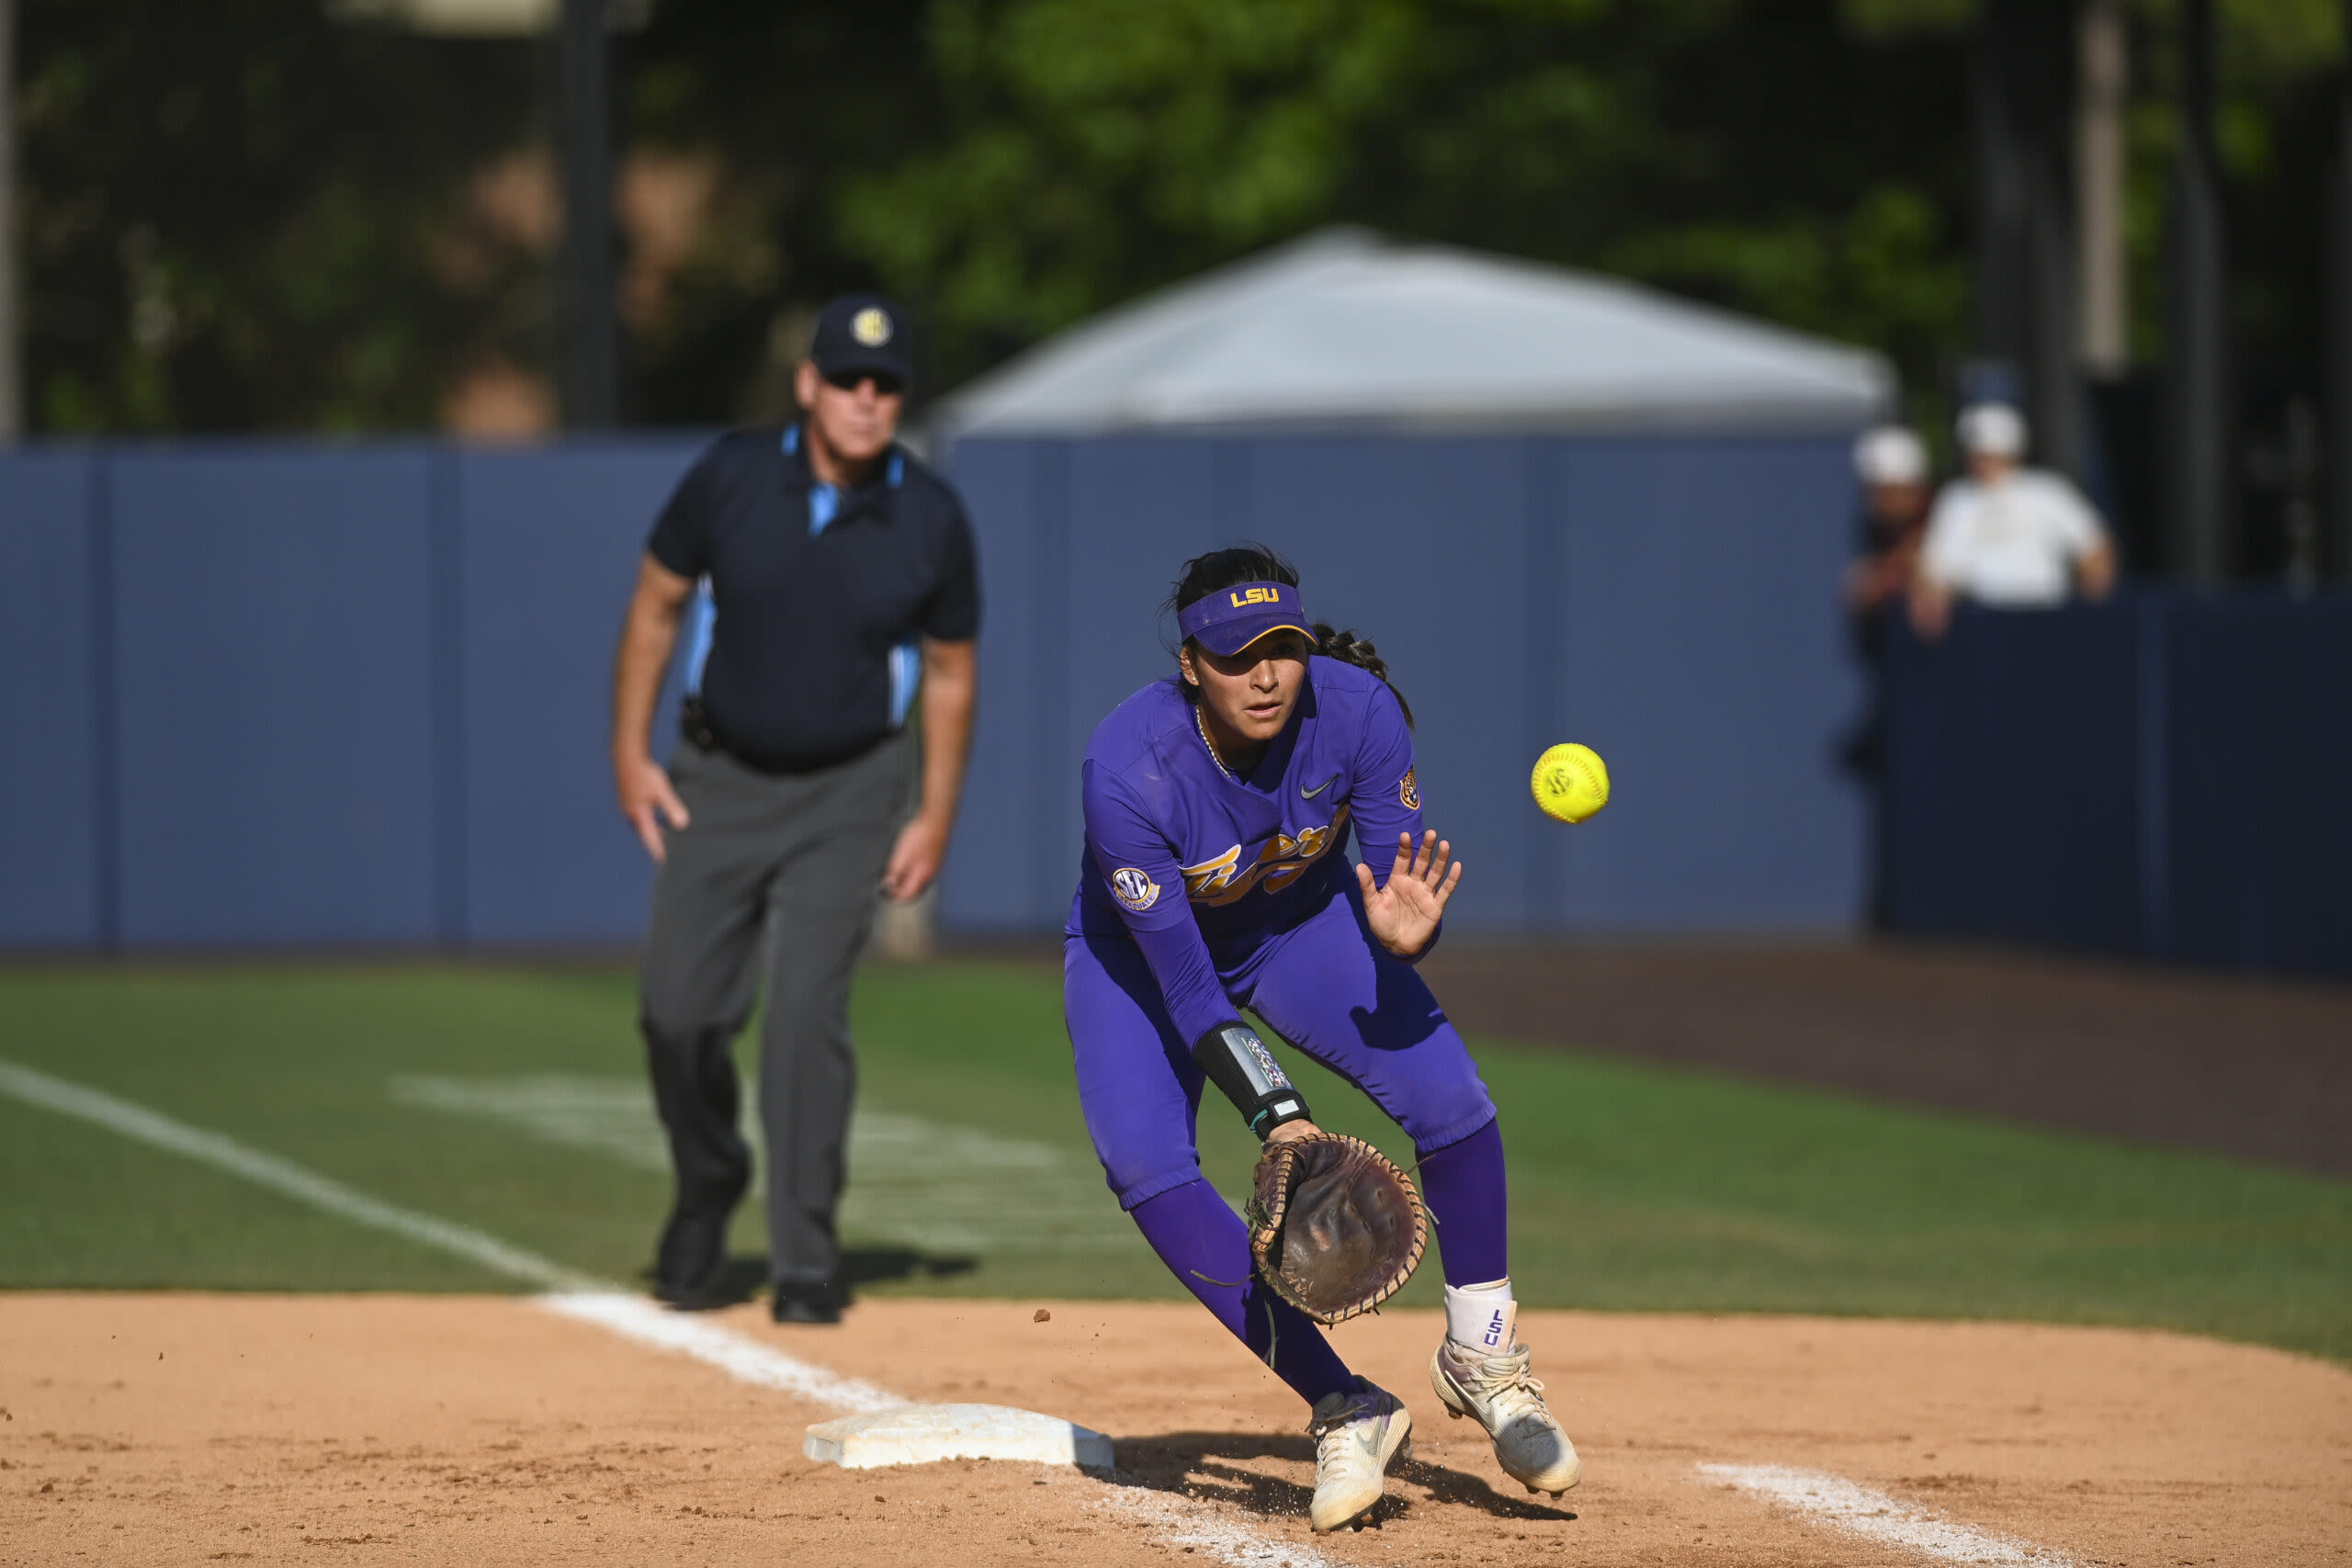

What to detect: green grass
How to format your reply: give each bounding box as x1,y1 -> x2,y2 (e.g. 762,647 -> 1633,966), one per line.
0,960 -> 2346,1364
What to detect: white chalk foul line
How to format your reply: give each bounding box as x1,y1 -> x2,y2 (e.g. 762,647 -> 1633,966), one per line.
1095,1489 -> 1345,1568
1700,1463 -> 2075,1566
0,1057 -> 885,1408
387,1073 -> 1143,1255
538,1291 -> 900,1413
0,1057 -> 600,1293
0,1056 -> 1345,1563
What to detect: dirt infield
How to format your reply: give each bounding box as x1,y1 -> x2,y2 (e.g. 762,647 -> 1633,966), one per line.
4,1293 -> 2345,1566
1415,940 -> 2352,1176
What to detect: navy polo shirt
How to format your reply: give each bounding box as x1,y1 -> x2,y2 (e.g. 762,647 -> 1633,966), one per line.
647,424 -> 980,769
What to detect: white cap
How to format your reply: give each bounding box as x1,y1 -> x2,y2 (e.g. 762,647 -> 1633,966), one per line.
1956,401 -> 2028,457
1851,426 -> 1928,486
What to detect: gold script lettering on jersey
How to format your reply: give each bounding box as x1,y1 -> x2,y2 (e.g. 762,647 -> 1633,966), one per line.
1180,807 -> 1351,907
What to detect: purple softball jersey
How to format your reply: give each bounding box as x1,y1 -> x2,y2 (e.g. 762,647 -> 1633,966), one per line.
1061,657 -> 1505,1287
1066,656 -> 1431,1044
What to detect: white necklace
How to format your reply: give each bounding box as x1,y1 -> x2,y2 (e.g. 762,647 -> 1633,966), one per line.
1193,703 -> 1238,783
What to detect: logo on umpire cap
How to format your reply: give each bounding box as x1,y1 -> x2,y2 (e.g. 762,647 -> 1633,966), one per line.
851,307 -> 894,346
1111,866 -> 1159,913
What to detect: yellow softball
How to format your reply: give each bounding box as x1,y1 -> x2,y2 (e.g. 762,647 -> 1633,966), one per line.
1531,742 -> 1610,824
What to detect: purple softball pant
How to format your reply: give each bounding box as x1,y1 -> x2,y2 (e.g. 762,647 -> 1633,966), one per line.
1065,883 -> 1508,1280
1063,886 -> 1509,1406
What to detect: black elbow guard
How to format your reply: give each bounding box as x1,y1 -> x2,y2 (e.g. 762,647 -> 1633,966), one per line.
1192,1021 -> 1312,1140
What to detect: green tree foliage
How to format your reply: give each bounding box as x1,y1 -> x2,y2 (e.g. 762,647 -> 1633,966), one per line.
12,0 -> 2346,432
836,0 -> 1975,395
621,0 -> 941,422
19,0 -> 539,432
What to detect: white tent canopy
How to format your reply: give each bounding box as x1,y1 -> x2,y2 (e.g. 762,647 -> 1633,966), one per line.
931,228 -> 1892,439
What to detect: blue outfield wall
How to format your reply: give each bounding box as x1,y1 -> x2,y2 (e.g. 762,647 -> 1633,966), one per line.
109,449 -> 445,946
455,447 -> 697,945
11,437 -> 2337,970
937,432 -> 1870,933
0,439 -> 701,952
1883,591 -> 2352,980
3,432 -> 1866,951
0,451 -> 103,948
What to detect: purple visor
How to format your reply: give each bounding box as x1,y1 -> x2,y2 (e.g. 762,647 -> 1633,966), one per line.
1177,581 -> 1317,657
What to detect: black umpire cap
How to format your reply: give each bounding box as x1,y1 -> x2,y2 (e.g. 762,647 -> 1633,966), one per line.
809,294 -> 913,389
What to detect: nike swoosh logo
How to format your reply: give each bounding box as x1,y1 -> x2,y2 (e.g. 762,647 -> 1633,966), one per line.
1300,775 -> 1338,799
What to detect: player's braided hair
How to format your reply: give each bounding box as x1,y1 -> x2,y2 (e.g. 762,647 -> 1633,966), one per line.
1168,544 -> 1414,728
1305,623 -> 1412,728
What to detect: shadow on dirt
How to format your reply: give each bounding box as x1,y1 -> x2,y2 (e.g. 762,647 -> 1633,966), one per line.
636,1247 -> 976,1310
844,1247 -> 979,1287
1105,1429 -> 1577,1526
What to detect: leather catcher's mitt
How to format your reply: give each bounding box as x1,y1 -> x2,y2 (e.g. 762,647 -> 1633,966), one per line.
1247,1132 -> 1427,1325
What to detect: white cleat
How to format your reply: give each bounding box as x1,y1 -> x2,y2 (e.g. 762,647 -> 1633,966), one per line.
1306,1379 -> 1412,1533
1429,1339 -> 1581,1497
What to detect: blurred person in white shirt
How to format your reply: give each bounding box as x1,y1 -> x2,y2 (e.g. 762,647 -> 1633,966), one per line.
1910,402 -> 2117,640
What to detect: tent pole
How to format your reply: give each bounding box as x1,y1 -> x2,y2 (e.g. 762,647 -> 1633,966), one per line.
0,0 -> 19,441
2165,0 -> 2229,584
557,0 -> 618,429
1971,0 -> 2082,477
1969,0 -> 2030,406
2023,0 -> 2083,482
2329,0 -> 2352,582
2076,0 -> 2130,378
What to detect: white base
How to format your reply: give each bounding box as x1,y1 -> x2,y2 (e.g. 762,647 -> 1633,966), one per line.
804,1403 -> 1114,1470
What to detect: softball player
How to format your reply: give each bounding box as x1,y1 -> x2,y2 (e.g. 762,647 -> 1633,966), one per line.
1063,546 -> 1579,1532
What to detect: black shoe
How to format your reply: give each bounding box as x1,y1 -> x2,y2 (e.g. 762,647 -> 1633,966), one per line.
771,1278 -> 846,1325
651,1208 -> 731,1310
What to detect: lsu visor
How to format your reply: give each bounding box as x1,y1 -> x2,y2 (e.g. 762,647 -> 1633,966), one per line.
1177,581 -> 1318,657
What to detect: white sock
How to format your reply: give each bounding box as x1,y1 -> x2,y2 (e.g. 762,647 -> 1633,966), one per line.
1443,1278 -> 1516,1353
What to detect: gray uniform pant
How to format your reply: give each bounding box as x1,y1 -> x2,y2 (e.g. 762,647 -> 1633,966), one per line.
638,730 -> 910,1289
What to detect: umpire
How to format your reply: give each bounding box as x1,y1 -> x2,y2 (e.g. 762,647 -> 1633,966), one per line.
609,294 -> 979,1324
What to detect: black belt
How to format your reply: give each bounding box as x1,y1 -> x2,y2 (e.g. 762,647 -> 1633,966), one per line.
681,697 -> 889,777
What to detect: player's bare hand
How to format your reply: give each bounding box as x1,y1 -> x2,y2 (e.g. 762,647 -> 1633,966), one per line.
616,752 -> 690,863
1264,1117 -> 1323,1146
882,812 -> 952,903
1356,830 -> 1460,960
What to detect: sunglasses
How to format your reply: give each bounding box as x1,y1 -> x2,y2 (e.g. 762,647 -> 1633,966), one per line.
822,367 -> 906,398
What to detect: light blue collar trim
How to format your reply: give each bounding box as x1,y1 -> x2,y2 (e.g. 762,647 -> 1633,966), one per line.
785,423 -> 902,489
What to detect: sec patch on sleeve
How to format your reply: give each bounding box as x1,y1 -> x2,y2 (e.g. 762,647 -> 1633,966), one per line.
1397,767 -> 1420,810
1111,867 -> 1161,912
